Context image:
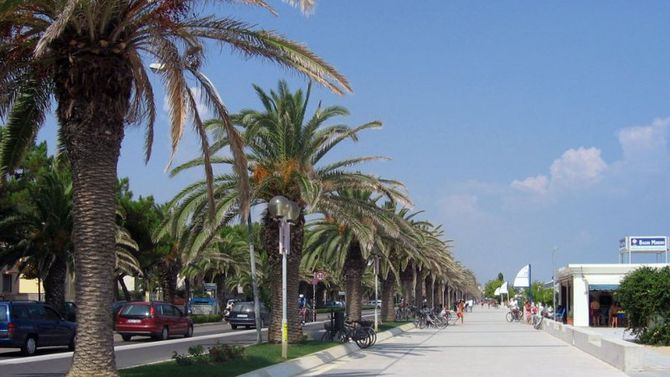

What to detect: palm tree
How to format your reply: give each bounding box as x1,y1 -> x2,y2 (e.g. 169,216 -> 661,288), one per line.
302,191 -> 409,321
180,226 -> 251,311
0,162 -> 72,313
1,2 -> 350,374
167,81 -> 405,342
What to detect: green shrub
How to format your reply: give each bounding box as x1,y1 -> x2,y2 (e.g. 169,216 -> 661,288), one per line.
172,345 -> 208,366
208,342 -> 244,363
172,342 -> 243,366
615,266 -> 670,345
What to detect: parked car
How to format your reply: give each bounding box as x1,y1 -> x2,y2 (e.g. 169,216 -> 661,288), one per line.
367,299 -> 382,309
319,301 -> 345,309
61,301 -> 77,322
223,298 -> 241,321
111,300 -> 127,329
228,301 -> 270,329
0,300 -> 77,356
115,301 -> 193,341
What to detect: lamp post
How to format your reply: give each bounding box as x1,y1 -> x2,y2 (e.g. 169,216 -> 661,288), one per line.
373,254 -> 379,332
552,247 -> 558,319
268,196 -> 300,359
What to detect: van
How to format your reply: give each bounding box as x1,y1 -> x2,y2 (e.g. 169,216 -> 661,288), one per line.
0,301 -> 77,356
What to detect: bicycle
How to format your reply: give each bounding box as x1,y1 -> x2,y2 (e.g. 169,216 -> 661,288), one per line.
320,321 -> 339,342
531,313 -> 543,329
506,307 -> 523,322
395,305 -> 415,321
335,319 -> 377,348
414,308 -> 448,329
442,309 -> 458,326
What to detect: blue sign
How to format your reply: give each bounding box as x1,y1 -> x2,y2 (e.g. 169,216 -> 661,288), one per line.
629,236 -> 667,252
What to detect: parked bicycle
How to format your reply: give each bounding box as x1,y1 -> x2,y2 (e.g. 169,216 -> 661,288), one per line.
321,321 -> 339,342
440,308 -> 458,326
531,309 -> 545,330
395,305 -> 416,321
335,319 -> 377,348
414,308 -> 449,329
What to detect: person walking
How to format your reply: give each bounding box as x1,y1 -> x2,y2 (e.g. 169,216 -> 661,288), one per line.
457,300 -> 465,324
609,302 -> 620,328
590,297 -> 601,326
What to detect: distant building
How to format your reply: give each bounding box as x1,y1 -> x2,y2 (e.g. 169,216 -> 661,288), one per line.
556,236 -> 670,327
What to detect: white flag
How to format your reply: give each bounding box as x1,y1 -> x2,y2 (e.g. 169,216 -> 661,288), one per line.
513,265 -> 530,288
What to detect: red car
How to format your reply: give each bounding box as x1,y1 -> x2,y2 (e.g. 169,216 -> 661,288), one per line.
115,301 -> 193,341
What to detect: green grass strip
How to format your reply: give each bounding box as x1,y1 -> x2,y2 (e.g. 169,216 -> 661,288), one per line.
120,321 -> 407,377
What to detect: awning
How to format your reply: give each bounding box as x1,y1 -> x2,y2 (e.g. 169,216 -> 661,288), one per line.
589,284 -> 619,291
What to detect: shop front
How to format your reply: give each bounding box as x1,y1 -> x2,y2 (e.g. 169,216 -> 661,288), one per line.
556,263 -> 668,327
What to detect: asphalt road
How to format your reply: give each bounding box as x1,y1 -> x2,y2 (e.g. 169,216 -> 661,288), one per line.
0,310 -> 375,377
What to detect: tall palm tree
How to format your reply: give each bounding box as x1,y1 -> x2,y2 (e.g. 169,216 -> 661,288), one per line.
302,191 -> 409,320
1,2 -> 349,374
0,163 -> 72,313
167,81 -> 405,342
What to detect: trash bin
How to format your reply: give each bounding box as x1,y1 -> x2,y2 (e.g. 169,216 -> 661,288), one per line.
334,310 -> 345,331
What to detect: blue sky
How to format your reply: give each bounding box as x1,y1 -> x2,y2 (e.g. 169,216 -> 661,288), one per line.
38,1 -> 670,285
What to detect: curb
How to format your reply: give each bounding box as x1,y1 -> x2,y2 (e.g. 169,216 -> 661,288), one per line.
237,322 -> 416,377
541,318 -> 644,372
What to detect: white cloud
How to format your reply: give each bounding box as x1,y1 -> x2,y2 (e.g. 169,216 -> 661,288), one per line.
511,147 -> 607,194
440,194 -> 480,220
511,175 -> 548,195
549,147 -> 607,187
617,117 -> 670,171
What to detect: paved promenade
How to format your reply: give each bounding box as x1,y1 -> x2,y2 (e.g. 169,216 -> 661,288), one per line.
300,307 -> 630,377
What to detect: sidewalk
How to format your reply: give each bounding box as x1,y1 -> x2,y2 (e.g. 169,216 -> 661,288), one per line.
299,307 -> 630,377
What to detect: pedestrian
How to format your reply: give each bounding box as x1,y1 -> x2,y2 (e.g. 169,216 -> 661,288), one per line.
524,300 -> 532,324
609,302 -> 620,328
590,297 -> 600,326
457,300 -> 465,324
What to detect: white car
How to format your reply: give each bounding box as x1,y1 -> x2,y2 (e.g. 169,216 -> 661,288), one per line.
367,300 -> 382,308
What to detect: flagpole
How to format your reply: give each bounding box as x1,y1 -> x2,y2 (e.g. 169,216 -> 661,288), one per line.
528,263 -> 533,302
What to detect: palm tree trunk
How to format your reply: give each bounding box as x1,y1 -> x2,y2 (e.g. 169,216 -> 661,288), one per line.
400,264 -> 413,305
262,212 -> 304,343
44,255 -> 67,315
57,49 -> 132,377
381,273 -> 396,321
419,271 -> 428,306
160,258 -> 180,303
215,274 -> 226,313
343,241 -> 364,321
414,267 -> 421,307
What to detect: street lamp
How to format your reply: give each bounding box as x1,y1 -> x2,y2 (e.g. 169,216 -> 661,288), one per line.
268,195 -> 300,359
373,253 -> 380,332
552,247 -> 558,319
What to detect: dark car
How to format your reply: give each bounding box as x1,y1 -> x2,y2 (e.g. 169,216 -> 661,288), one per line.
228,301 -> 270,329
319,301 -> 345,309
115,301 -> 193,341
0,301 -> 77,356
63,301 -> 77,322
111,300 -> 127,329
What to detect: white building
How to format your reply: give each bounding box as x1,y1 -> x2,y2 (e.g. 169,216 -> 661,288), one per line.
556,263 -> 669,327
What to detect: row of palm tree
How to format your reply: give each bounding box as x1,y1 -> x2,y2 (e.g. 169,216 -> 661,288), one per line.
161,80 -> 479,343
1,1 -> 351,375
0,2 -> 477,376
